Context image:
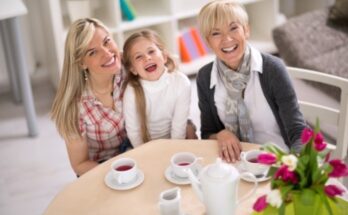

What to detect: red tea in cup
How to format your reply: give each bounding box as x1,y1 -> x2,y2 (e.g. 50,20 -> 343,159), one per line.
178,162 -> 190,166
115,165 -> 133,171
247,158 -> 258,163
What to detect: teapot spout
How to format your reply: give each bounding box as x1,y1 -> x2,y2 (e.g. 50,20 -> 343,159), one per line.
186,169 -> 204,203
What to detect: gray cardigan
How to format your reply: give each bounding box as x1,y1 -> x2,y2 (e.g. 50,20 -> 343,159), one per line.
196,53 -> 306,151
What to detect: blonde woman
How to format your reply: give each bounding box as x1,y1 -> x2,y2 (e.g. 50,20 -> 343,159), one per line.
197,0 -> 306,163
51,18 -> 128,176
122,30 -> 194,147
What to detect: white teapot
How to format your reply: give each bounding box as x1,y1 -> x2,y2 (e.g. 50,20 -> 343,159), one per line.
187,158 -> 257,215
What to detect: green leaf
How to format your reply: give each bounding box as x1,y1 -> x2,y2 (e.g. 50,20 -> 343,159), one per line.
311,167 -> 321,184
262,142 -> 287,157
278,203 -> 286,215
314,163 -> 331,185
280,185 -> 293,199
272,179 -> 288,189
267,166 -> 278,178
297,155 -> 310,187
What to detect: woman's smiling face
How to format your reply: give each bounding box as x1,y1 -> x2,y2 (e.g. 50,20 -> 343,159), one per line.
128,37 -> 167,81
81,27 -> 121,77
207,21 -> 250,70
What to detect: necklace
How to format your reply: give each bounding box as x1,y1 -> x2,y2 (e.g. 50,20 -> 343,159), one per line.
89,80 -> 113,97
90,81 -> 115,110
92,88 -> 113,96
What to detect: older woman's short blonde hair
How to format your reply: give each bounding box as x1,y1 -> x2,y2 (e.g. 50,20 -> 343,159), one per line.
198,0 -> 249,41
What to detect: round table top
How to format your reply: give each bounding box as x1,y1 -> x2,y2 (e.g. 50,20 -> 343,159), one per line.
44,139 -> 271,215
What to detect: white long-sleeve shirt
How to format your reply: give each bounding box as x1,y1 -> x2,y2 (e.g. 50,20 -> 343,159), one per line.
123,70 -> 191,147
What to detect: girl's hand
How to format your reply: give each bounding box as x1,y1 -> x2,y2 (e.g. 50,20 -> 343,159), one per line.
216,129 -> 242,163
186,119 -> 198,139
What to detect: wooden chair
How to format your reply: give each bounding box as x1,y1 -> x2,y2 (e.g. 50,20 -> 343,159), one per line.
287,67 -> 348,160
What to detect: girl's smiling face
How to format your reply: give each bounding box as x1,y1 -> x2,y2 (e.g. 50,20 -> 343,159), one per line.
128,37 -> 167,81
207,21 -> 250,70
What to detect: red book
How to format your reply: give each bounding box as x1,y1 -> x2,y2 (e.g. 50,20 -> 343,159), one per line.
182,30 -> 200,60
190,27 -> 208,56
178,36 -> 191,63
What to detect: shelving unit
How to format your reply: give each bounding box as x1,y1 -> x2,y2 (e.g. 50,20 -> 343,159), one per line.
50,0 -> 281,80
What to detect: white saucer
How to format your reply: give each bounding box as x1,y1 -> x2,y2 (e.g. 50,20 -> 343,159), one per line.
235,162 -> 271,183
164,165 -> 201,185
240,172 -> 271,183
104,170 -> 144,190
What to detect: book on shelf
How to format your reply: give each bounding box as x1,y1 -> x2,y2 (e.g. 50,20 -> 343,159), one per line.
119,0 -> 136,21
178,27 -> 210,63
189,27 -> 208,56
178,36 -> 192,63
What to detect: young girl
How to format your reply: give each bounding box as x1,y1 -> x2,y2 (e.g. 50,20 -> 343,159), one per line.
122,30 -> 192,147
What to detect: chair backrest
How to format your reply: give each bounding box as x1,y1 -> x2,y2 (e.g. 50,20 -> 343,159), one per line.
287,67 -> 348,160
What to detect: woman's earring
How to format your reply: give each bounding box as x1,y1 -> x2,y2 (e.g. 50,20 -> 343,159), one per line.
83,69 -> 88,81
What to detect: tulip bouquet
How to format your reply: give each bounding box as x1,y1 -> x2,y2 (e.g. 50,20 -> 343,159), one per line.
252,120 -> 348,215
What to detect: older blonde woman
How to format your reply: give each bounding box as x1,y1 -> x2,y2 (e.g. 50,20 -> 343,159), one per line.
197,0 -> 306,163
51,18 -> 128,176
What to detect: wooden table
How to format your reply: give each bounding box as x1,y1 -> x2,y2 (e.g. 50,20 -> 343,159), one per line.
44,139 -> 271,215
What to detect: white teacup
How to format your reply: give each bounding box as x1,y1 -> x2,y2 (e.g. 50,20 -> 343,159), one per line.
111,158 -> 137,184
241,150 -> 270,176
171,152 -> 199,178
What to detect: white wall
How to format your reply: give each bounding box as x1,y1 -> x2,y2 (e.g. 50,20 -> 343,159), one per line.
0,0 -> 55,94
0,11 -> 37,94
0,0 -> 337,94
280,0 -> 334,17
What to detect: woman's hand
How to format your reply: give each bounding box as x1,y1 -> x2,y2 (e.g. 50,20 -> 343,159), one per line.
215,129 -> 242,163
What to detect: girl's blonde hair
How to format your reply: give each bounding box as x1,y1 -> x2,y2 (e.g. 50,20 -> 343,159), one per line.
51,18 -> 110,141
198,0 -> 249,42
122,29 -> 177,143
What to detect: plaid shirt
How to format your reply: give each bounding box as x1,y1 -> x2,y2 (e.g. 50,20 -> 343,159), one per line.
79,73 -> 126,162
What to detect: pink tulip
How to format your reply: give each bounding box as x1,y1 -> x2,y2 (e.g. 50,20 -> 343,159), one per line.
301,128 -> 313,144
314,142 -> 327,151
258,153 -> 277,165
329,160 -> 348,178
314,132 -> 324,144
314,132 -> 326,151
275,165 -> 298,184
324,185 -> 345,197
253,195 -> 268,212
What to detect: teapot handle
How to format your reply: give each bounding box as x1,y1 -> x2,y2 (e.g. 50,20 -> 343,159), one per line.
236,172 -> 258,205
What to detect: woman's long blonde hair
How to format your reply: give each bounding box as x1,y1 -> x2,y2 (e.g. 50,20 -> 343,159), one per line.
122,30 -> 177,143
51,18 -> 110,141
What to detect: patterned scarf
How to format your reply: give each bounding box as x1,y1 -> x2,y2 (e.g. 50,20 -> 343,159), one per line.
216,45 -> 254,142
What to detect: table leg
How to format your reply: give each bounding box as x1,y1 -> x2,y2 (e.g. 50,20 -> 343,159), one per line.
0,20 -> 21,103
4,17 -> 39,137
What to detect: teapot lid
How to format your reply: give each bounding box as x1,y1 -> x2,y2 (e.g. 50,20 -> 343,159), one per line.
207,158 -> 238,179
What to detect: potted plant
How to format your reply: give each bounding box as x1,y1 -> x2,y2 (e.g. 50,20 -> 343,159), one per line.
252,119 -> 348,214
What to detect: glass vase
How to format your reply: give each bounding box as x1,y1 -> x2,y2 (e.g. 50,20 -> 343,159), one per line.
292,192 -> 322,215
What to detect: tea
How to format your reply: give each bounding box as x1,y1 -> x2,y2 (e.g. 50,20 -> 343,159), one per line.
116,165 -> 133,171
178,162 -> 190,166
247,158 -> 258,163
